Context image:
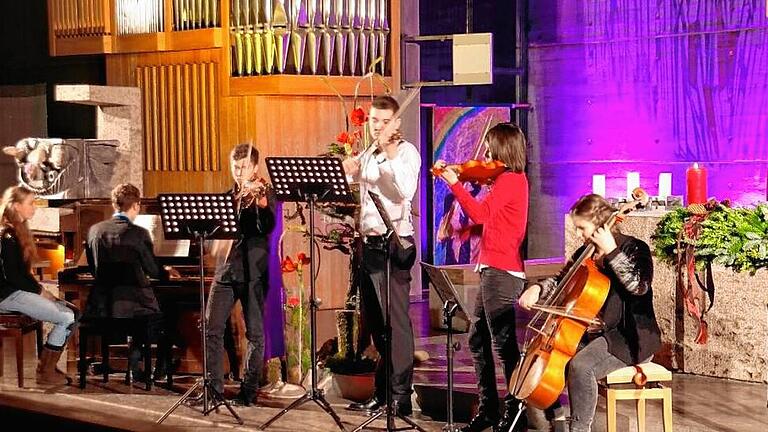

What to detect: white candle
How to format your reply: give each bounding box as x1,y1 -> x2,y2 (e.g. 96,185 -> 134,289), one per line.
592,174 -> 606,197
658,172 -> 672,200
627,172 -> 640,199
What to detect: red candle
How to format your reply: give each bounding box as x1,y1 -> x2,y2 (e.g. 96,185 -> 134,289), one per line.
685,163 -> 708,205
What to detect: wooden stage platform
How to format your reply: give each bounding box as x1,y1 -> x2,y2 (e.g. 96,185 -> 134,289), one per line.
1,301 -> 767,431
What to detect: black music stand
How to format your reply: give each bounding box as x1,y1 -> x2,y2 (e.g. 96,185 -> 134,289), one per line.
350,191 -> 425,432
155,193 -> 243,425
260,157 -> 354,431
420,263 -> 469,432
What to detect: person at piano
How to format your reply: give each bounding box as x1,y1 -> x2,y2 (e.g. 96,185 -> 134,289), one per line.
85,183 -> 178,382
433,122 -> 530,432
342,95 -> 421,416
519,194 -> 661,432
0,185 -> 77,386
205,143 -> 275,407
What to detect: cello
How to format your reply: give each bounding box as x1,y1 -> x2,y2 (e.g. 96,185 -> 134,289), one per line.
508,188 -> 650,409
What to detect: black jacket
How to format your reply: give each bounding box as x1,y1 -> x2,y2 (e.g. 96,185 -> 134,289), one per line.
0,227 -> 41,301
85,215 -> 165,318
539,233 -> 662,364
214,187 -> 276,285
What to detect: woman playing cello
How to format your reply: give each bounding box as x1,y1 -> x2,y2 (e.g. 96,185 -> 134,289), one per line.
519,194 -> 662,432
433,122 -> 529,432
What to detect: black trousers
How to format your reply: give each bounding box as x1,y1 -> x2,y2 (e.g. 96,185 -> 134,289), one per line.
469,267 -> 526,417
205,242 -> 268,396
359,235 -> 416,404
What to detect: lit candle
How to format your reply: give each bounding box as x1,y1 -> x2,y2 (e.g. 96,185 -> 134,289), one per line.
658,172 -> 672,200
627,172 -> 640,199
685,163 -> 707,205
592,174 -> 606,197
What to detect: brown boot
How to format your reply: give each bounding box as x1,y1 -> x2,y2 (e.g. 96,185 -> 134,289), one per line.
36,346 -> 71,386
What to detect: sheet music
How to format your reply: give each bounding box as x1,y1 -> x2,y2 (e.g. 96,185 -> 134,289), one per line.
134,214 -> 191,257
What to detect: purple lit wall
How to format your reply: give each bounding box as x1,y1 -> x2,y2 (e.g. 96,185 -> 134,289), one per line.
526,0 -> 768,258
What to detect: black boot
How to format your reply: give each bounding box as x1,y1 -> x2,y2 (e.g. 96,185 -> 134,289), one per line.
461,412 -> 499,432
231,386 -> 257,407
347,397 -> 383,412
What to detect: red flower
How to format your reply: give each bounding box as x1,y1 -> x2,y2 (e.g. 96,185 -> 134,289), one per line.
297,252 -> 310,265
286,296 -> 301,307
350,107 -> 367,126
281,256 -> 297,273
336,131 -> 353,145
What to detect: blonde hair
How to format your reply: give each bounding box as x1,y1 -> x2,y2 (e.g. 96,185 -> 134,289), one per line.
570,193 -> 619,231
0,186 -> 38,267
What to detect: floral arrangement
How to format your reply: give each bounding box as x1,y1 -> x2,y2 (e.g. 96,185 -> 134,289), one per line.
281,251 -> 311,383
652,199 -> 768,274
324,67 -> 390,158
328,106 -> 369,157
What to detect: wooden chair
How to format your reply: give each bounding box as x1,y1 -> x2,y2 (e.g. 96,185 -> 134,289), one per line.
0,312 -> 44,388
599,362 -> 673,432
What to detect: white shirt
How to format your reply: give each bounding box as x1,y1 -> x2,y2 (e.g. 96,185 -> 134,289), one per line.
351,140 -> 421,237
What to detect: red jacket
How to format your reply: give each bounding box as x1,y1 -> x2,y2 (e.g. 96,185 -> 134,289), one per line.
449,171 -> 528,272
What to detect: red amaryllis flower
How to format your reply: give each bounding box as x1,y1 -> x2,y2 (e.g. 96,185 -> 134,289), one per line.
350,107 -> 367,126
297,252 -> 310,265
281,256 -> 297,273
336,131 -> 353,145
286,296 -> 301,307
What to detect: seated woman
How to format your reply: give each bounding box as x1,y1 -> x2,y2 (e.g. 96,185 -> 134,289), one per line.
519,194 -> 662,432
0,186 -> 77,386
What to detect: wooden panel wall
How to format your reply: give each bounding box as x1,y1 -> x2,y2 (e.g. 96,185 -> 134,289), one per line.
136,61 -> 220,172
106,49 -> 231,194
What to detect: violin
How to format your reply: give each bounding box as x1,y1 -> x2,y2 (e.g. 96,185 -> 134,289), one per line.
430,159 -> 507,184
236,176 -> 272,209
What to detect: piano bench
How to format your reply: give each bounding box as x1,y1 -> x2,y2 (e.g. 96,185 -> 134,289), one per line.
0,312 -> 44,388
78,315 -> 171,391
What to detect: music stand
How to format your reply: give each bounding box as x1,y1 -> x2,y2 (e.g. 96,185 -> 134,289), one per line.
420,263 -> 470,432
260,157 -> 354,431
350,191 -> 425,432
155,193 -> 243,425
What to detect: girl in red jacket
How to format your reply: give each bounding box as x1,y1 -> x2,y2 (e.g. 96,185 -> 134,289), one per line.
434,122 -> 528,432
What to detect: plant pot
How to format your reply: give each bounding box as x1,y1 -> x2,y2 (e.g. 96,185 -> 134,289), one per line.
332,372 -> 375,402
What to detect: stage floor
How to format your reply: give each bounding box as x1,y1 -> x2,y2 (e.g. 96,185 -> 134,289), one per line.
1,301 -> 767,431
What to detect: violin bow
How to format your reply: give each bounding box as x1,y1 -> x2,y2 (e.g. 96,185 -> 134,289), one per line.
470,116 -> 494,160
357,86 -> 422,160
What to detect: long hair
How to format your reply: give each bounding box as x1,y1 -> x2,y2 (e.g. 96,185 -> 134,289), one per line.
570,193 -> 619,232
487,123 -> 526,173
0,186 -> 38,268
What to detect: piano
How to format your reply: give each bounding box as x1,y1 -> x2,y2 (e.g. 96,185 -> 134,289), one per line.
50,198 -> 244,376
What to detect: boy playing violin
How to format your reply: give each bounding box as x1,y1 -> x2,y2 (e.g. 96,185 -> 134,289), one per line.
519,194 -> 662,432
204,143 -> 276,406
434,122 -> 529,432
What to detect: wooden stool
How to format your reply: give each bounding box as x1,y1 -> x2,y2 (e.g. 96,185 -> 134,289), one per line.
0,312 -> 44,388
599,362 -> 673,432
